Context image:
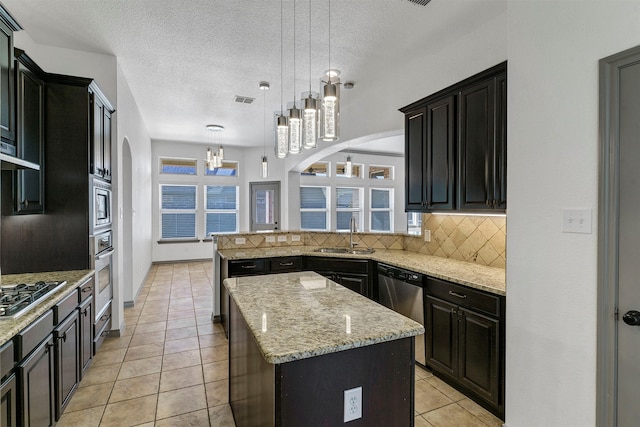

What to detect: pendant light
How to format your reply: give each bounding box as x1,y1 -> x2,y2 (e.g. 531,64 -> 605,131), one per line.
343,81 -> 354,177
275,0 -> 289,159
288,0 -> 302,154
260,81 -> 270,178
302,0 -> 319,149
320,0 -> 339,141
206,124 -> 225,170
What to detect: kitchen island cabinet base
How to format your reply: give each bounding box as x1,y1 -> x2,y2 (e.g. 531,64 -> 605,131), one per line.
229,297 -> 416,427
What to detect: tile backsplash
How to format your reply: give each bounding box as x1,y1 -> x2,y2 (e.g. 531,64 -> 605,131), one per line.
217,213 -> 506,269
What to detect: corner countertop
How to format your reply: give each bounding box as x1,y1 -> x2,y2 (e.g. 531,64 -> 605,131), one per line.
0,270 -> 94,347
218,246 -> 506,296
224,271 -> 425,364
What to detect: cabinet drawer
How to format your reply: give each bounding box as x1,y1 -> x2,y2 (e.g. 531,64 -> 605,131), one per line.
54,289 -> 78,324
16,310 -> 54,360
78,276 -> 95,303
0,340 -> 14,379
228,259 -> 267,277
269,256 -> 302,272
304,257 -> 369,274
94,301 -> 112,340
426,277 -> 501,317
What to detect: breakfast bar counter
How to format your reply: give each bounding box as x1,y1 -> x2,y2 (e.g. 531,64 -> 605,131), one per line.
224,271 -> 424,427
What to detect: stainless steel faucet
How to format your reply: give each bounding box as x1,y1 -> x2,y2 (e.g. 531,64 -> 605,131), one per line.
349,217 -> 358,251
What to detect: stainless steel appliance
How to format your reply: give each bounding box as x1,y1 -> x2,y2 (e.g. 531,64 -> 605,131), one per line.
91,230 -> 114,321
377,263 -> 426,366
0,281 -> 67,320
90,177 -> 112,234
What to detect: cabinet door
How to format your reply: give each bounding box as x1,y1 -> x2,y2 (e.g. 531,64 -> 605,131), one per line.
458,78 -> 495,210
54,311 -> 80,420
426,96 -> 456,210
18,335 -> 55,427
0,20 -> 15,143
405,108 -> 427,210
493,72 -> 507,210
336,273 -> 368,297
91,93 -> 104,177
78,298 -> 94,378
1,374 -> 17,427
457,307 -> 500,407
102,109 -> 112,181
425,296 -> 457,379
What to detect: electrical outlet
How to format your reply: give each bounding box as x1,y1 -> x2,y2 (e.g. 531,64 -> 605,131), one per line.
235,237 -> 246,245
344,387 -> 362,422
291,234 -> 301,242
277,235 -> 287,242
423,229 -> 431,242
266,235 -> 276,243
561,208 -> 592,234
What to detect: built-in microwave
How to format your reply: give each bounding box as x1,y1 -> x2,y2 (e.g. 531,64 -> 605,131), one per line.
91,177 -> 112,233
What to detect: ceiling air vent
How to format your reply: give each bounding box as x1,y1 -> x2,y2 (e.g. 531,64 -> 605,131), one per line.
234,95 -> 255,104
406,0 -> 431,6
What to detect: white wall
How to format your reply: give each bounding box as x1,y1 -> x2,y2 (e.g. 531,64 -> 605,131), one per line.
505,1 -> 640,426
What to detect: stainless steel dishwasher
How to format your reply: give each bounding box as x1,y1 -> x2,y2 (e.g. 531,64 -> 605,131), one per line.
377,263 -> 426,366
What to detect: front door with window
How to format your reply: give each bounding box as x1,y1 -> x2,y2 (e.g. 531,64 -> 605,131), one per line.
250,182 -> 280,232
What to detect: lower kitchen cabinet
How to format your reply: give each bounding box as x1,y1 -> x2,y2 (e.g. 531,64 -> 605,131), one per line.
425,277 -> 505,418
78,297 -> 93,378
54,311 -> 80,420
1,373 -> 17,427
302,256 -> 371,298
18,334 -> 56,427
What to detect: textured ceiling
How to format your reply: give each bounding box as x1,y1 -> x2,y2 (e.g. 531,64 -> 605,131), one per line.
1,0 -> 507,152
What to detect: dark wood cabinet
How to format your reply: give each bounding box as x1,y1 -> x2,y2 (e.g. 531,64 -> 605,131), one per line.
54,311 -> 80,420
18,334 -> 56,427
1,340 -> 17,427
91,92 -> 114,181
425,277 -> 504,418
78,278 -> 94,379
0,19 -> 16,145
303,256 -> 371,298
269,256 -> 302,273
401,62 -> 506,213
13,50 -> 46,214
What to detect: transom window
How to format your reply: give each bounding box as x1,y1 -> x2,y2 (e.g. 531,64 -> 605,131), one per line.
368,165 -> 394,180
301,162 -> 330,177
160,185 -> 197,239
205,161 -> 239,177
160,158 -> 197,175
336,162 -> 363,178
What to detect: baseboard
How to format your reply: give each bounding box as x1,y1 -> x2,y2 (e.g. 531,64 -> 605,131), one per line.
152,258 -> 211,265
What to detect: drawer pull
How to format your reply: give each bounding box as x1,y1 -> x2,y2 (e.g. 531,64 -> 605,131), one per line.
101,331 -> 109,338
241,265 -> 257,269
279,262 -> 294,267
100,314 -> 109,322
82,287 -> 93,293
449,291 -> 467,299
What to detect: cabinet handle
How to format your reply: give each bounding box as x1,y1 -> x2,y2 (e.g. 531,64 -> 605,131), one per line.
279,262 -> 294,267
62,332 -> 67,343
100,314 -> 109,322
241,265 -> 257,269
82,287 -> 93,293
101,331 -> 109,338
448,291 -> 467,299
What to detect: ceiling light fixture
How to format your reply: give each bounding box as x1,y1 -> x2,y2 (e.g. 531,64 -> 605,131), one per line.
260,81 -> 270,178
343,81 -> 354,177
205,124 -> 224,170
302,0 -> 319,150
320,0 -> 340,142
288,0 -> 302,155
275,0 -> 289,159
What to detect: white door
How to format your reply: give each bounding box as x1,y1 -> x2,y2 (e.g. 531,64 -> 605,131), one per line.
250,181 -> 280,232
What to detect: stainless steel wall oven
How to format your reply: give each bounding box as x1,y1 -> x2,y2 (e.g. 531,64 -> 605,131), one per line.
91,230 -> 113,321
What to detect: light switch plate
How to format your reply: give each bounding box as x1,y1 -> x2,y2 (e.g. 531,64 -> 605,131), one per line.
423,230 -> 431,242
561,208 -> 592,234
235,237 -> 246,245
277,235 -> 287,242
266,235 -> 276,243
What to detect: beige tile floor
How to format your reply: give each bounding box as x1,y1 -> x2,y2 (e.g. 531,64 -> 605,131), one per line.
58,262 -> 503,427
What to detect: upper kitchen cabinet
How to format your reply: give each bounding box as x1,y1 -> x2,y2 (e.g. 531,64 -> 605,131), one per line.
0,11 -> 19,145
90,89 -> 114,182
400,62 -> 507,213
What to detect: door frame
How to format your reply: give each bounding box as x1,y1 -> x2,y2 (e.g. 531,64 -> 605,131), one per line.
597,44 -> 640,427
249,181 -> 281,232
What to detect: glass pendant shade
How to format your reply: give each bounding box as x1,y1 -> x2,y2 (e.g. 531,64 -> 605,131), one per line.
218,146 -> 224,160
302,96 -> 319,149
288,107 -> 302,154
345,155 -> 352,178
261,155 -> 269,178
276,115 -> 289,159
321,81 -> 340,141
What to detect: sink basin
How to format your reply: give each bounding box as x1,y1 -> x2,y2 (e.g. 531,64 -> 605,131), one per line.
314,247 -> 375,255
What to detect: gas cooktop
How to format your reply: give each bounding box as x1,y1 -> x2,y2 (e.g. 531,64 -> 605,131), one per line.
0,281 -> 67,320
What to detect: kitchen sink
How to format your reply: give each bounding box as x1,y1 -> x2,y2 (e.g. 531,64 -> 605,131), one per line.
314,247 -> 375,255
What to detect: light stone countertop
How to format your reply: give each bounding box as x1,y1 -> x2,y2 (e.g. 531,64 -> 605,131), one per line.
0,270 -> 94,347
218,246 -> 506,296
225,271 -> 425,364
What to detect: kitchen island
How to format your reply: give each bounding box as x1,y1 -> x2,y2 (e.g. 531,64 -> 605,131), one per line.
224,271 -> 424,427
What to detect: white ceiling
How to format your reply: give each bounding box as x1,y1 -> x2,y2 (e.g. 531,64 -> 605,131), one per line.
2,0 -> 507,154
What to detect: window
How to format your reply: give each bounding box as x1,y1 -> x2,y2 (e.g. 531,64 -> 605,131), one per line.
160,185 -> 197,239
300,186 -> 330,230
407,212 -> 422,236
160,158 -> 197,175
205,161 -> 239,177
368,165 -> 394,180
336,187 -> 363,231
336,162 -> 363,178
370,188 -> 393,232
301,162 -> 329,177
205,186 -> 239,234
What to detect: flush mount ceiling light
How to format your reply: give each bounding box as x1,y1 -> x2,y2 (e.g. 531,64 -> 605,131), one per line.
205,124 -> 225,170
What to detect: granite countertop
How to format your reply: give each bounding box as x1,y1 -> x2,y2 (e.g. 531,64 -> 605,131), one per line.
0,270 -> 94,347
218,246 -> 506,296
225,271 -> 425,364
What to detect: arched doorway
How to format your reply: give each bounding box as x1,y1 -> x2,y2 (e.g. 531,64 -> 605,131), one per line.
122,138 -> 134,303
